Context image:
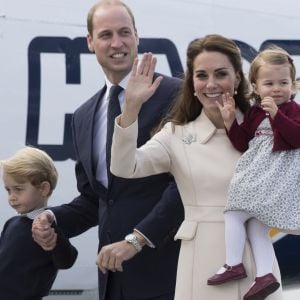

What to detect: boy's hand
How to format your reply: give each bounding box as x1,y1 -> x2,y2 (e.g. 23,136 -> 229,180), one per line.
32,211 -> 57,251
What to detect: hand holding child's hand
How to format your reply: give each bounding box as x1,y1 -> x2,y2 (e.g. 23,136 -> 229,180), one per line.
32,211 -> 57,251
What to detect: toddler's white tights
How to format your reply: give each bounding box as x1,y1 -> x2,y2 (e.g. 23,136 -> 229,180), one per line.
223,210 -> 275,277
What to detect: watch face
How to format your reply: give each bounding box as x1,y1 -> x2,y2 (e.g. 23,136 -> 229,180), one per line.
125,234 -> 142,252
126,234 -> 135,241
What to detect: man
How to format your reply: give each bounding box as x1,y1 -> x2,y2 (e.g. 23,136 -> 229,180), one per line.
32,1 -> 184,299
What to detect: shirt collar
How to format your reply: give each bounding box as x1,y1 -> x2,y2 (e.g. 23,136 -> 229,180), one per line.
22,207 -> 47,220
104,72 -> 131,101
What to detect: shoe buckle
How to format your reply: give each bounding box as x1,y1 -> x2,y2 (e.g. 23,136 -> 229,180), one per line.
224,264 -> 233,271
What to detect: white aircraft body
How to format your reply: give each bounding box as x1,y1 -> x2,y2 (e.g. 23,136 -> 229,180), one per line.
1,0 -> 300,299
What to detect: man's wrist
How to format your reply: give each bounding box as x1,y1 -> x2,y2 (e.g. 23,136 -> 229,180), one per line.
124,233 -> 144,252
133,229 -> 155,248
132,231 -> 147,247
44,209 -> 56,224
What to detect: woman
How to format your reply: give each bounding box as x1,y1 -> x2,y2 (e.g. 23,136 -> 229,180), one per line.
109,35 -> 283,300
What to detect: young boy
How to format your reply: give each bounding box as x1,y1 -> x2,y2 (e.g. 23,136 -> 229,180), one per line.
0,147 -> 78,300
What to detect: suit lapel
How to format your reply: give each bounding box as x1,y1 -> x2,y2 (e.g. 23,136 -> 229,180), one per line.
78,87 -> 107,184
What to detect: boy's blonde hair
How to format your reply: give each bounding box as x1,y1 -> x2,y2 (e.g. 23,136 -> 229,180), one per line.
248,46 -> 299,101
1,147 -> 58,197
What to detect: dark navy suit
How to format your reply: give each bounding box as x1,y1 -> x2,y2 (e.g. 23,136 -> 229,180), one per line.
51,74 -> 184,300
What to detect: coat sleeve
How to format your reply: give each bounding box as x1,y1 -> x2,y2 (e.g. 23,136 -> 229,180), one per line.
50,114 -> 99,237
51,223 -> 78,269
227,108 -> 257,152
226,119 -> 251,152
271,103 -> 300,148
111,119 -> 172,178
134,180 -> 184,247
111,120 -> 184,246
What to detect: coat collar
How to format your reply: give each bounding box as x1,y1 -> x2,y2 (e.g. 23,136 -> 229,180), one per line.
185,111 -> 220,144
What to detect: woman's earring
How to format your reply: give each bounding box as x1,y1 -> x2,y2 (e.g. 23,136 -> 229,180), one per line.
234,90 -> 237,95
194,92 -> 197,96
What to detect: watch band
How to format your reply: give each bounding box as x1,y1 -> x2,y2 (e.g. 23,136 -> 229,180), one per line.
125,234 -> 142,252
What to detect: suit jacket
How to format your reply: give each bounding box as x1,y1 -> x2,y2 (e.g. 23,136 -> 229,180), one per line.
51,73 -> 184,300
228,100 -> 300,152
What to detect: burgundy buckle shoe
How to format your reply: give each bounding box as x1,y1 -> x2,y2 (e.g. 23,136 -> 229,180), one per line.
243,273 -> 280,300
207,263 -> 247,285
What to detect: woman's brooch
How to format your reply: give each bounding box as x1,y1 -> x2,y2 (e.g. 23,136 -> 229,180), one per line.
182,133 -> 197,145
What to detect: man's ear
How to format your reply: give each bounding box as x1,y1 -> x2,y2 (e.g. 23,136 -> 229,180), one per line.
87,34 -> 94,52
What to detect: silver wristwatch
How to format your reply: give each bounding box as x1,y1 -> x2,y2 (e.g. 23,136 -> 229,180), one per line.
125,233 -> 142,252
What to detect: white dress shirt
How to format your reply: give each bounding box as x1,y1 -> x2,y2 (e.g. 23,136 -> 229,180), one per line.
93,75 -> 129,187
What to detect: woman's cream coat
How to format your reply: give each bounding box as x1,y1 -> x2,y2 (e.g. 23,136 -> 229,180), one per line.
111,111 -> 283,300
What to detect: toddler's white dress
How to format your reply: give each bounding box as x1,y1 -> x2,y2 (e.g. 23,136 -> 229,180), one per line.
225,118 -> 300,231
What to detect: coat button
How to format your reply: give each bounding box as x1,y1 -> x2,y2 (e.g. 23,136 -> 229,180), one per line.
108,199 -> 114,206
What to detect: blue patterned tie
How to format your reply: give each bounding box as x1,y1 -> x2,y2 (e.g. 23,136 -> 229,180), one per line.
106,85 -> 123,179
